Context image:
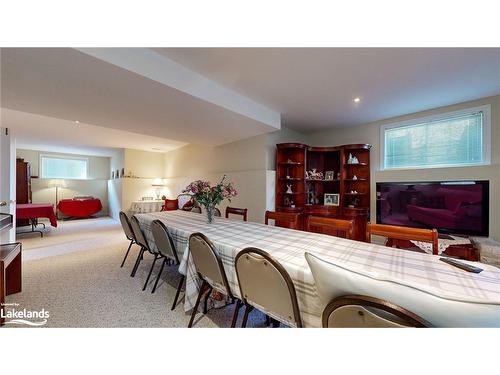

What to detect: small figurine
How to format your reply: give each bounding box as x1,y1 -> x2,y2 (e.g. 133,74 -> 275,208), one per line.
286,184 -> 293,194
337,172 -> 341,179
347,153 -> 353,164
353,175 -> 358,180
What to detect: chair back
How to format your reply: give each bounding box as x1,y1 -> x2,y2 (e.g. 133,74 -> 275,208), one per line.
306,216 -> 354,239
191,206 -> 202,214
226,207 -> 248,221
177,194 -> 194,210
130,215 -> 149,250
189,233 -> 232,296
151,220 -> 180,263
214,207 -> 221,217
323,295 -> 431,328
119,211 -> 135,241
366,223 -> 439,255
235,247 -> 302,327
265,211 -> 300,230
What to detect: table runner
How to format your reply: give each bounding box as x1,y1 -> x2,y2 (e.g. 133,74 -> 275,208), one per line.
136,210 -> 500,327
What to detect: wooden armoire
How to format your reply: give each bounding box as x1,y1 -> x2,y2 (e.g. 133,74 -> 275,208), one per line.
16,158 -> 32,227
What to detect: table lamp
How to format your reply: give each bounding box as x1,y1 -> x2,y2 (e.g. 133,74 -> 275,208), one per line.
152,178 -> 164,200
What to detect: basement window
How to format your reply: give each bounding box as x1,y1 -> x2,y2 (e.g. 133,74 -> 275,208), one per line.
40,154 -> 89,179
381,105 -> 491,170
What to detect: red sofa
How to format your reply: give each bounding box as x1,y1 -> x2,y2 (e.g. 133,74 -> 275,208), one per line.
58,198 -> 102,218
407,188 -> 482,232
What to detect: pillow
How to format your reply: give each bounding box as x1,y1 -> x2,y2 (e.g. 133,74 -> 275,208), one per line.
163,199 -> 178,211
305,252 -> 500,327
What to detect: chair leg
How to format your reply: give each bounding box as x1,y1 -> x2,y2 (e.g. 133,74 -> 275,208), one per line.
120,240 -> 134,268
241,304 -> 253,328
130,247 -> 145,277
188,281 -> 209,328
171,274 -> 185,311
151,258 -> 167,294
202,286 -> 213,314
142,255 -> 159,291
230,299 -> 241,328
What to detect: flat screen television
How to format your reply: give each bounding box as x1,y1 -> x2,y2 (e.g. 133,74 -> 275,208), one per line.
376,180 -> 489,237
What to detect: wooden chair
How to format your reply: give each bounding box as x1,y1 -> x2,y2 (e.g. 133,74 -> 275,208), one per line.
187,233 -> 241,328
305,216 -> 354,239
265,211 -> 300,230
226,207 -> 248,221
150,220 -> 184,307
235,247 -> 302,328
366,223 -> 439,255
322,295 -> 431,328
119,211 -> 137,268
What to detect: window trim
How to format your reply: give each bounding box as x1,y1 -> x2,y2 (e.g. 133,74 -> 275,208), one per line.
380,104 -> 491,171
39,153 -> 90,180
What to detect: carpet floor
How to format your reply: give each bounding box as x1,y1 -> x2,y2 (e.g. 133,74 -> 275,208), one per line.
4,217 -> 267,328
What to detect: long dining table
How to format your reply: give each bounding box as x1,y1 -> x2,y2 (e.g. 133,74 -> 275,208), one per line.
136,210 -> 500,327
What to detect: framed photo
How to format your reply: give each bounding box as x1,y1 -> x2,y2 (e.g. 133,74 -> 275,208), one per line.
324,193 -> 340,206
324,171 -> 335,180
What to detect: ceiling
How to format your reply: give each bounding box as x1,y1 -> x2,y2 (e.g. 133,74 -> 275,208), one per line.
0,48 -> 279,152
156,48 -> 500,131
1,48 -> 500,155
2,108 -> 186,157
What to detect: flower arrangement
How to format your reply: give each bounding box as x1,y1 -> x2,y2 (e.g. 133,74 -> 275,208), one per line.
183,175 -> 238,223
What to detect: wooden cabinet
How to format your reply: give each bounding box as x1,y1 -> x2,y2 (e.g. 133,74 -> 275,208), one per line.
16,158 -> 32,227
275,143 -> 371,241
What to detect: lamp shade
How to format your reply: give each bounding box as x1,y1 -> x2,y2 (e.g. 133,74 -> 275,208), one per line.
48,179 -> 67,188
152,178 -> 164,187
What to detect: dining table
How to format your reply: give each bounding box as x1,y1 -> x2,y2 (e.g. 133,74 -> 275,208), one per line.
135,210 -> 500,327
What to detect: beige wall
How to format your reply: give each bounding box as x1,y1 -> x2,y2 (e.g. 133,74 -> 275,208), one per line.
124,149 -> 164,178
308,95 -> 500,240
162,127 -> 308,223
17,149 -> 110,216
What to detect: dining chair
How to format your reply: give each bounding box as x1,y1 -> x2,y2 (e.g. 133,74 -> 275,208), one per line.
214,207 -> 221,217
187,232 -> 240,328
322,295 -> 431,328
366,223 -> 439,255
129,215 -> 161,291
235,247 -> 302,328
119,211 -> 137,268
226,207 -> 248,221
190,206 -> 202,214
264,211 -> 300,230
151,220 -> 184,308
305,216 -> 354,239
177,194 -> 194,210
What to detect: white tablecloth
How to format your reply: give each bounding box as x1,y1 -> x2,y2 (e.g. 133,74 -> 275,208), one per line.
136,210 -> 500,327
129,200 -> 164,214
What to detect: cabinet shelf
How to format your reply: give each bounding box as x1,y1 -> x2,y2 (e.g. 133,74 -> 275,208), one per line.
278,192 -> 302,195
306,179 -> 340,182
344,178 -> 367,181
278,162 -> 302,166
344,163 -> 368,167
279,177 -> 303,181
344,192 -> 367,195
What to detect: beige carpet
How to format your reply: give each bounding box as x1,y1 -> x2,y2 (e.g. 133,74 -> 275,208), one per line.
4,217 -> 266,328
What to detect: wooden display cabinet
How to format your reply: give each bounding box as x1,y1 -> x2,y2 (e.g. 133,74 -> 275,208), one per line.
276,143 -> 372,241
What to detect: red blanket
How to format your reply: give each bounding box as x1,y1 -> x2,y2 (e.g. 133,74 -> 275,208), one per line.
16,203 -> 58,227
57,198 -> 102,218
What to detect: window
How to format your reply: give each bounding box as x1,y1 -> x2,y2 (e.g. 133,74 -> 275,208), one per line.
40,154 -> 88,179
381,105 -> 491,170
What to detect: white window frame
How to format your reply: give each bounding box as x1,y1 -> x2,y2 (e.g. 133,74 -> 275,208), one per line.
380,104 -> 491,171
39,153 -> 90,180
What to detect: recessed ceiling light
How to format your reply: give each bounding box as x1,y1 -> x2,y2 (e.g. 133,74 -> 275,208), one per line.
74,120 -> 80,124
353,97 -> 361,103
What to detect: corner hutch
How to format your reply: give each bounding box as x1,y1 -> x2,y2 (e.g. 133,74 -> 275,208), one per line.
275,143 -> 371,241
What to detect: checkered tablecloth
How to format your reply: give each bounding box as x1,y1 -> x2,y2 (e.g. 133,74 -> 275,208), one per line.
136,210 -> 500,327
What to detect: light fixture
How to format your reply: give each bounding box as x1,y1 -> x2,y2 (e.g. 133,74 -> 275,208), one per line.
75,120 -> 80,124
152,178 -> 165,200
353,97 -> 361,103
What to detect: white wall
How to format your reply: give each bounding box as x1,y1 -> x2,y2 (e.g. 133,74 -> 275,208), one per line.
308,95 -> 500,240
0,127 -> 16,243
16,149 -> 111,216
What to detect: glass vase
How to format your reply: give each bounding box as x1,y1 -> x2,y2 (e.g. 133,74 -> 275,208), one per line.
205,203 -> 215,224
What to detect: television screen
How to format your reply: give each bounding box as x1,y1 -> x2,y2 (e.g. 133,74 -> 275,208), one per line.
376,180 -> 489,237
